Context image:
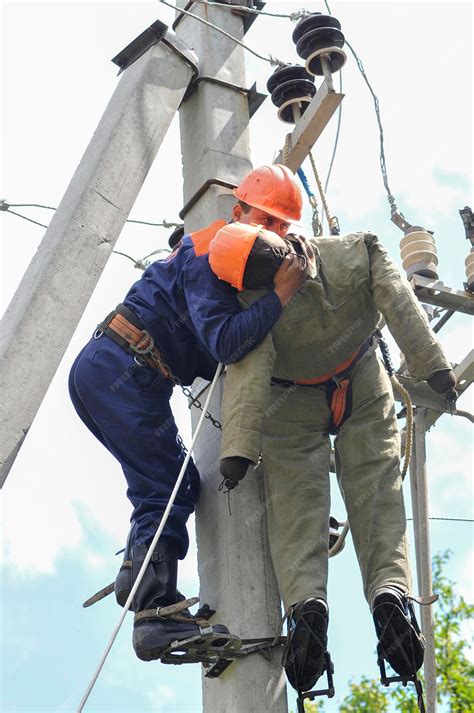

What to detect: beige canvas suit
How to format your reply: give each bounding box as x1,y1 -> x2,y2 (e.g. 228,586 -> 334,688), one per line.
220,232 -> 451,609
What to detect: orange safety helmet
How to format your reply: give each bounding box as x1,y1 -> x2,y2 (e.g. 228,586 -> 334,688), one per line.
209,222 -> 268,290
233,164 -> 303,223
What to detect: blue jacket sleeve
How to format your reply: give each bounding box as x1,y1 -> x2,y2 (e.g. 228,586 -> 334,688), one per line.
182,254 -> 282,364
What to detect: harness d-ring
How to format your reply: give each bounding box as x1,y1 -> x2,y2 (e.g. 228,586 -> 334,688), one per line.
130,330 -> 155,354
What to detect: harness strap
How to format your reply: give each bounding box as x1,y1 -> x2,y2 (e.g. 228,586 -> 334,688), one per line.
271,339 -> 371,432
330,378 -> 351,428
97,304 -> 173,380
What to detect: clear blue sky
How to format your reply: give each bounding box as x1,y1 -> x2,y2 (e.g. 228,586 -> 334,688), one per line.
1,2 -> 472,712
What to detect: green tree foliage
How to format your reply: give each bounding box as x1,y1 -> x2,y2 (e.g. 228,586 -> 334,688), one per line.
292,551 -> 473,712
429,550 -> 474,710
338,677 -> 389,712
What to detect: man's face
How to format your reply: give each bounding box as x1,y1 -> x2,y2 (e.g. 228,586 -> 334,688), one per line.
232,203 -> 291,238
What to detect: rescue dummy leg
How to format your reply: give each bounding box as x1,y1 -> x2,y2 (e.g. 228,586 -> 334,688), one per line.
261,383 -> 335,694
334,351 -> 426,687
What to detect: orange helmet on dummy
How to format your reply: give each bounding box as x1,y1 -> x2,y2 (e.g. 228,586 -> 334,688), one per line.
233,164 -> 303,223
209,222 -> 291,291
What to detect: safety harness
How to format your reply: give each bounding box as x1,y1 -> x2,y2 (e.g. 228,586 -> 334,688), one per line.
271,339 -> 371,433
97,303 -> 175,381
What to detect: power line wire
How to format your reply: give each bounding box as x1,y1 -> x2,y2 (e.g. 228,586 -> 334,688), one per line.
407,517 -> 473,523
159,0 -> 286,66
324,0 -> 403,220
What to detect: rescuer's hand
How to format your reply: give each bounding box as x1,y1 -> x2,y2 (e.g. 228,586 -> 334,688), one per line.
426,368 -> 457,394
273,253 -> 307,306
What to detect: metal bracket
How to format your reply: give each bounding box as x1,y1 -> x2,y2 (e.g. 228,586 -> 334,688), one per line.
296,652 -> 336,712
179,178 -> 237,219
182,75 -> 266,117
391,208 -> 412,233
274,79 -> 344,172
459,206 -> 474,245
409,274 -> 474,314
111,20 -> 199,84
111,20 -> 169,74
378,653 -> 426,713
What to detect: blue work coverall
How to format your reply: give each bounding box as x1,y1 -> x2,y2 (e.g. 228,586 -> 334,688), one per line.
68,222 -> 282,558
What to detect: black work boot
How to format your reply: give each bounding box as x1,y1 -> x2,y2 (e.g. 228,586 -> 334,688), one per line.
129,540 -> 230,662
283,598 -> 329,693
114,524 -> 137,607
372,586 -> 425,677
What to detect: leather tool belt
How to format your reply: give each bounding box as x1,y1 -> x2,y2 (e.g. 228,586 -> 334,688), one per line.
271,339 -> 372,433
97,304 -> 173,381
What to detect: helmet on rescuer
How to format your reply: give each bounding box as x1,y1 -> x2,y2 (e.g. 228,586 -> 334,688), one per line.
233,164 -> 303,223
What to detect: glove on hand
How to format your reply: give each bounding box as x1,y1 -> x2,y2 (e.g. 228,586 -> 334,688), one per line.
220,456 -> 252,490
426,369 -> 457,394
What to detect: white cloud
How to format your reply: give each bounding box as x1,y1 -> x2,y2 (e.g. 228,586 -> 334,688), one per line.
147,684 -> 176,712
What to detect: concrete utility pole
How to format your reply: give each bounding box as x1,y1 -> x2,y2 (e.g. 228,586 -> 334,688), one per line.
175,2 -> 288,711
409,410 -> 437,713
0,33 -> 196,487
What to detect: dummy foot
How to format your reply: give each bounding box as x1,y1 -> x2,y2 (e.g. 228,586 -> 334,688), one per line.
283,597 -> 329,693
372,587 -> 425,677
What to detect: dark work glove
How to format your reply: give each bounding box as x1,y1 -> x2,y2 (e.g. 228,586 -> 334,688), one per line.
426,369 -> 457,394
219,456 -> 252,491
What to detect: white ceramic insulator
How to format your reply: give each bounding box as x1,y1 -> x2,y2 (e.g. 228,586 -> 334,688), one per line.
399,230 -> 438,278
465,248 -> 474,288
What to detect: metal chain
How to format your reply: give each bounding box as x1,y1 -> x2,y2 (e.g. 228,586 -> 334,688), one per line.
144,347 -> 222,431
180,384 -> 222,431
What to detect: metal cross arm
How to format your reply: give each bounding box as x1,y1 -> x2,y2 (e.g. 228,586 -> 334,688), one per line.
274,78 -> 344,172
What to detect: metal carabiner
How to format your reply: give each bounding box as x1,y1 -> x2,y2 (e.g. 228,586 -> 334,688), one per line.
93,329 -> 104,340
133,354 -> 147,367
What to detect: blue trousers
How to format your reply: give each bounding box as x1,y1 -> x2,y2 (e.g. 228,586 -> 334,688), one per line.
68,334 -> 200,558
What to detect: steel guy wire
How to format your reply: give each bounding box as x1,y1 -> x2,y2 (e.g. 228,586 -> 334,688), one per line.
127,218 -> 180,228
190,0 -> 310,22
159,0 -> 287,66
7,202 -> 56,210
1,200 -> 179,231
76,362 -> 224,713
3,209 -> 48,228
324,70 -> 343,194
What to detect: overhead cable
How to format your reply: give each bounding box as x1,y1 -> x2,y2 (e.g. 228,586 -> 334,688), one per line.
407,517 -> 473,523
159,0 -> 286,66
324,0 -> 403,220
